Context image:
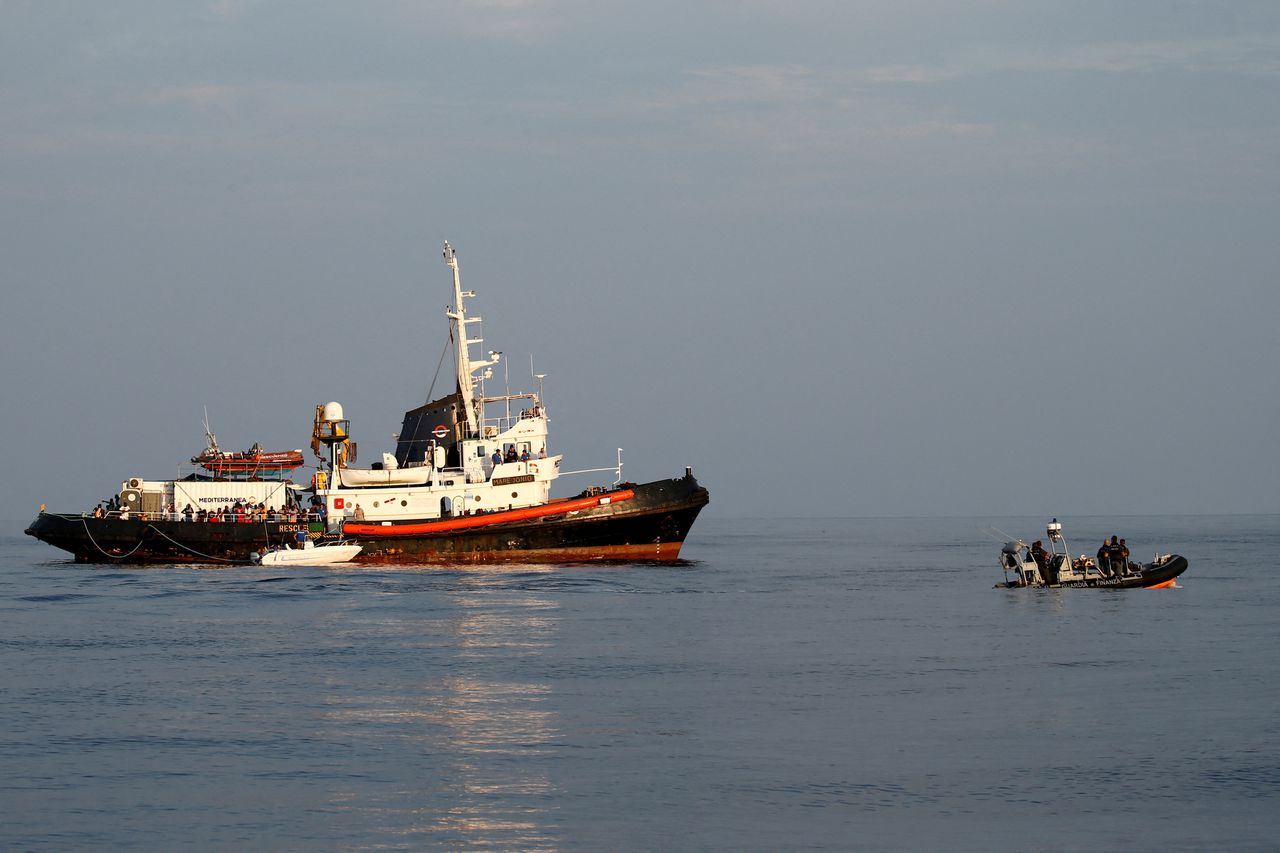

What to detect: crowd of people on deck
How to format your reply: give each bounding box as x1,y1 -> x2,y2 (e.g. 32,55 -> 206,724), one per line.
90,496 -> 323,524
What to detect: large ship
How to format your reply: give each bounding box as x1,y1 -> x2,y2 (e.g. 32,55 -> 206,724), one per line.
26,242 -> 709,565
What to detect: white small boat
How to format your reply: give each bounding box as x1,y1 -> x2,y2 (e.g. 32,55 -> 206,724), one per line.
253,540 -> 362,566
336,464 -> 434,487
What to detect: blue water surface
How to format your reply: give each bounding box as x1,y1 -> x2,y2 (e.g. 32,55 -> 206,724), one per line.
2,515 -> 1277,851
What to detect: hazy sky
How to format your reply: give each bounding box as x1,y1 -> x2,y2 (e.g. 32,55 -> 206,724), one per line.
2,1 -> 1277,521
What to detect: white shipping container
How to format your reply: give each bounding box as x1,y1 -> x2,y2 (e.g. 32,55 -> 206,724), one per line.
172,480 -> 290,513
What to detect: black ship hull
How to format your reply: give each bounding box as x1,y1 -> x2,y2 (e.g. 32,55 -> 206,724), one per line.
24,476 -> 710,566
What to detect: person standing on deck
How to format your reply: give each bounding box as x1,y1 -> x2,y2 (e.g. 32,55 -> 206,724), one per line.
1107,536 -> 1123,576
1030,541 -> 1050,576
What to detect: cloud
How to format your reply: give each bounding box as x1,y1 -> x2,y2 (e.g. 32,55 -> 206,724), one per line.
206,0 -> 260,20
865,34 -> 1280,83
383,0 -> 568,43
627,61 -> 998,168
143,83 -> 241,113
649,65 -> 822,109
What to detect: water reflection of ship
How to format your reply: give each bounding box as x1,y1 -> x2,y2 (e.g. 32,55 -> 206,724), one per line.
429,585 -> 559,848
429,675 -> 558,846
323,572 -> 561,849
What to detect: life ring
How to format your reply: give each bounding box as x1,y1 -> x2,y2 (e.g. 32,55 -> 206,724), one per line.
432,424 -> 449,439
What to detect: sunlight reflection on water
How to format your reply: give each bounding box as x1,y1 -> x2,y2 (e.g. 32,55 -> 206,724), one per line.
2,516 -> 1279,851
318,587 -> 562,850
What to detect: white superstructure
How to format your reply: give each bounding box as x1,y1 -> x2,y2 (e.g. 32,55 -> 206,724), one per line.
313,242 -> 565,529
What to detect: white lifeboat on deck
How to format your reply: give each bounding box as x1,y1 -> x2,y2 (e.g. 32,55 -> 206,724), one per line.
336,452 -> 434,487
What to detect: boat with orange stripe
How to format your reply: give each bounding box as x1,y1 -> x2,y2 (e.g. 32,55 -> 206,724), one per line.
295,240 -> 709,564
24,239 -> 709,565
340,477 -> 706,563
995,518 -> 1188,589
344,488 -> 636,537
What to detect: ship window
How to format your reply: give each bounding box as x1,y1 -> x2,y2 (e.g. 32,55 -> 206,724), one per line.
511,492 -> 518,499
477,446 -> 486,458
401,500 -> 408,507
475,495 -> 482,502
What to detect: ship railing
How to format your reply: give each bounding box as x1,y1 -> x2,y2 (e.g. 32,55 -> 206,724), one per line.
183,466 -> 300,482
98,510 -> 324,524
478,401 -> 545,437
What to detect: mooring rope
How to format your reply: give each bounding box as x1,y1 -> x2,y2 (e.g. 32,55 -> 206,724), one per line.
80,518 -> 246,564
79,518 -> 148,560
146,525 -> 245,563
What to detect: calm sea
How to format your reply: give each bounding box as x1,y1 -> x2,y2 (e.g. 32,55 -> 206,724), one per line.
2,515 -> 1277,851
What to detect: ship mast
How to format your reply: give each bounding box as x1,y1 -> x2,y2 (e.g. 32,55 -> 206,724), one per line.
443,241 -> 498,438
201,406 -> 220,455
